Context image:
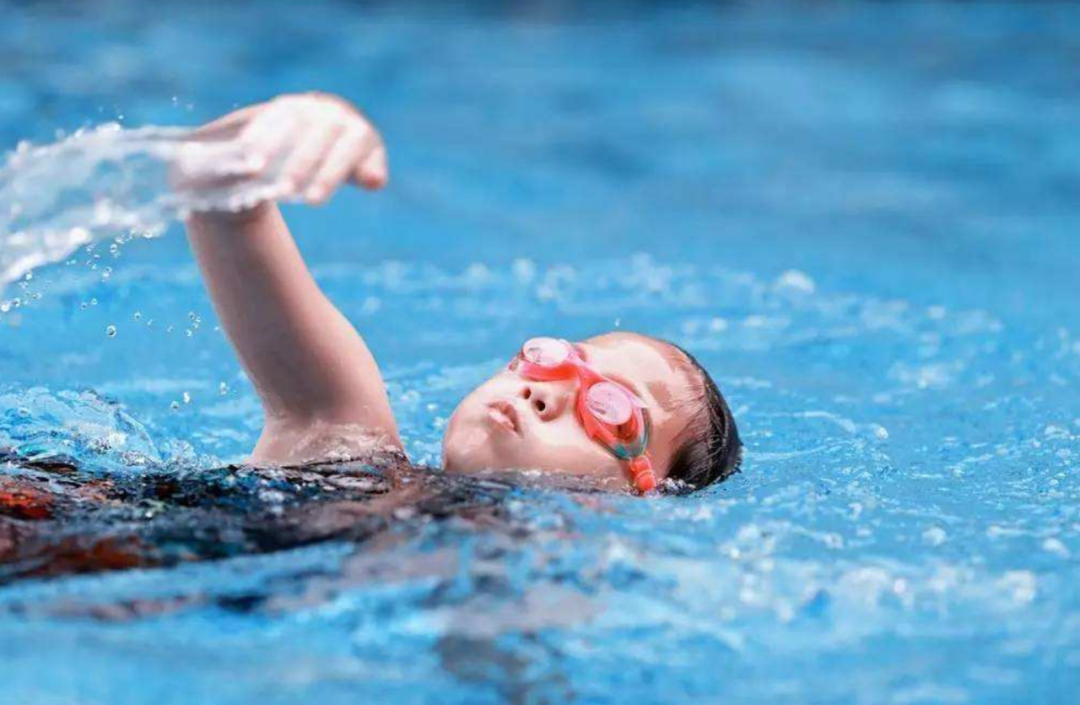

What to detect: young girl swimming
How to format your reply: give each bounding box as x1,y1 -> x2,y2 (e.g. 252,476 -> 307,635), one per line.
181,92 -> 741,495
0,92 -> 742,585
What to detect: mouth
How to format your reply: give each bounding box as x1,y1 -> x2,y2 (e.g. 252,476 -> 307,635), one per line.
486,400 -> 522,436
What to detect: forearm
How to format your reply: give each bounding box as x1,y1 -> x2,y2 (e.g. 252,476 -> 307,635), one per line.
186,205 -> 399,441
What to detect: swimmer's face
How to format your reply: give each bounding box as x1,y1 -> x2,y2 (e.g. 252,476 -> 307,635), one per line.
442,332 -> 700,490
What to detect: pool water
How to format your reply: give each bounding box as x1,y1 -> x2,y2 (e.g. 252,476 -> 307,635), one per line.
1,1 -> 1077,703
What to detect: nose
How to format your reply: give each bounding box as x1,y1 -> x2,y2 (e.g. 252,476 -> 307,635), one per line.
519,381 -> 571,422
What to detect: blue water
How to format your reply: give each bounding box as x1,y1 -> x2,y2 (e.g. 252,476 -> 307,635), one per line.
1,1 -> 1078,703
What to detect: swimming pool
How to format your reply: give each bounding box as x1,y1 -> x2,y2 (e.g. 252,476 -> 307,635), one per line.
1,0 -> 1077,703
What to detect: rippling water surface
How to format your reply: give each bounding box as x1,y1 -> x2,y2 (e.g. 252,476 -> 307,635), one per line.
0,1 -> 1077,704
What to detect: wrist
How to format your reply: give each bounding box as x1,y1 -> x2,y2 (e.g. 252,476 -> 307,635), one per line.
186,200 -> 276,227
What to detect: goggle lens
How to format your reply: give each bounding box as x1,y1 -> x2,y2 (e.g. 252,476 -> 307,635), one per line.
585,381 -> 635,426
521,337 -> 572,367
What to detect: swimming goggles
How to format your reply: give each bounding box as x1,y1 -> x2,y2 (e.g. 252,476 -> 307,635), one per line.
508,337 -> 657,493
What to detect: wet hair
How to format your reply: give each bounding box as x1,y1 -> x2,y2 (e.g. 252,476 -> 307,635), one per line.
664,344 -> 742,492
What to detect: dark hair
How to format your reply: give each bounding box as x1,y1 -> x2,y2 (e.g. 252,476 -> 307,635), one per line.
664,344 -> 742,492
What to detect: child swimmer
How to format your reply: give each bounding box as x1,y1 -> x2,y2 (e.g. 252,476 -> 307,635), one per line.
181,93 -> 741,494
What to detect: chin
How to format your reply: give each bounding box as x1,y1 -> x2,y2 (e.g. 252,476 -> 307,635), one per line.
443,443 -> 514,475
441,442 -> 477,474
442,409 -> 499,474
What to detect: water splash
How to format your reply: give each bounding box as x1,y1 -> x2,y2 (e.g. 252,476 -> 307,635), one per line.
0,386 -> 162,473
0,123 -> 290,292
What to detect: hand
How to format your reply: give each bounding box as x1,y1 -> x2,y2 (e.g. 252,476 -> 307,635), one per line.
177,93 -> 388,207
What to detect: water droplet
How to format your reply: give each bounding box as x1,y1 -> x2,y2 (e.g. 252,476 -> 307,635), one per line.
170,401 -> 180,411
106,325 -> 117,338
219,382 -> 229,395
133,311 -> 142,321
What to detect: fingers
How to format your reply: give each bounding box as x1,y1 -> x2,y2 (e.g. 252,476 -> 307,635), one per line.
237,103 -> 302,175
279,120 -> 344,196
192,103 -> 264,141
353,145 -> 389,190
305,126 -> 380,204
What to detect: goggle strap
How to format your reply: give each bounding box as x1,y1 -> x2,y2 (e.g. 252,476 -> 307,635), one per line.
630,455 -> 657,493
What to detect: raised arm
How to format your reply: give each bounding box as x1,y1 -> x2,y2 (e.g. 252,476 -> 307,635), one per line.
180,94 -> 402,465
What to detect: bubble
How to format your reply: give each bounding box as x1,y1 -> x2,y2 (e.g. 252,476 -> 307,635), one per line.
360,297 -> 381,315
219,382 -> 229,395
923,526 -> 947,546
106,325 -> 117,338
1042,538 -> 1070,558
170,401 -> 180,411
182,392 -> 191,405
512,258 -> 537,284
776,269 -> 815,294
463,262 -> 491,286
998,571 -> 1037,604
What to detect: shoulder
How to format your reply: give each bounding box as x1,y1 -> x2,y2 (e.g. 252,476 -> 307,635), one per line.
251,420 -> 407,468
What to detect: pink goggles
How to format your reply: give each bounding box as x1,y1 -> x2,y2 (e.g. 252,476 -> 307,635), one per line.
508,337 -> 657,493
